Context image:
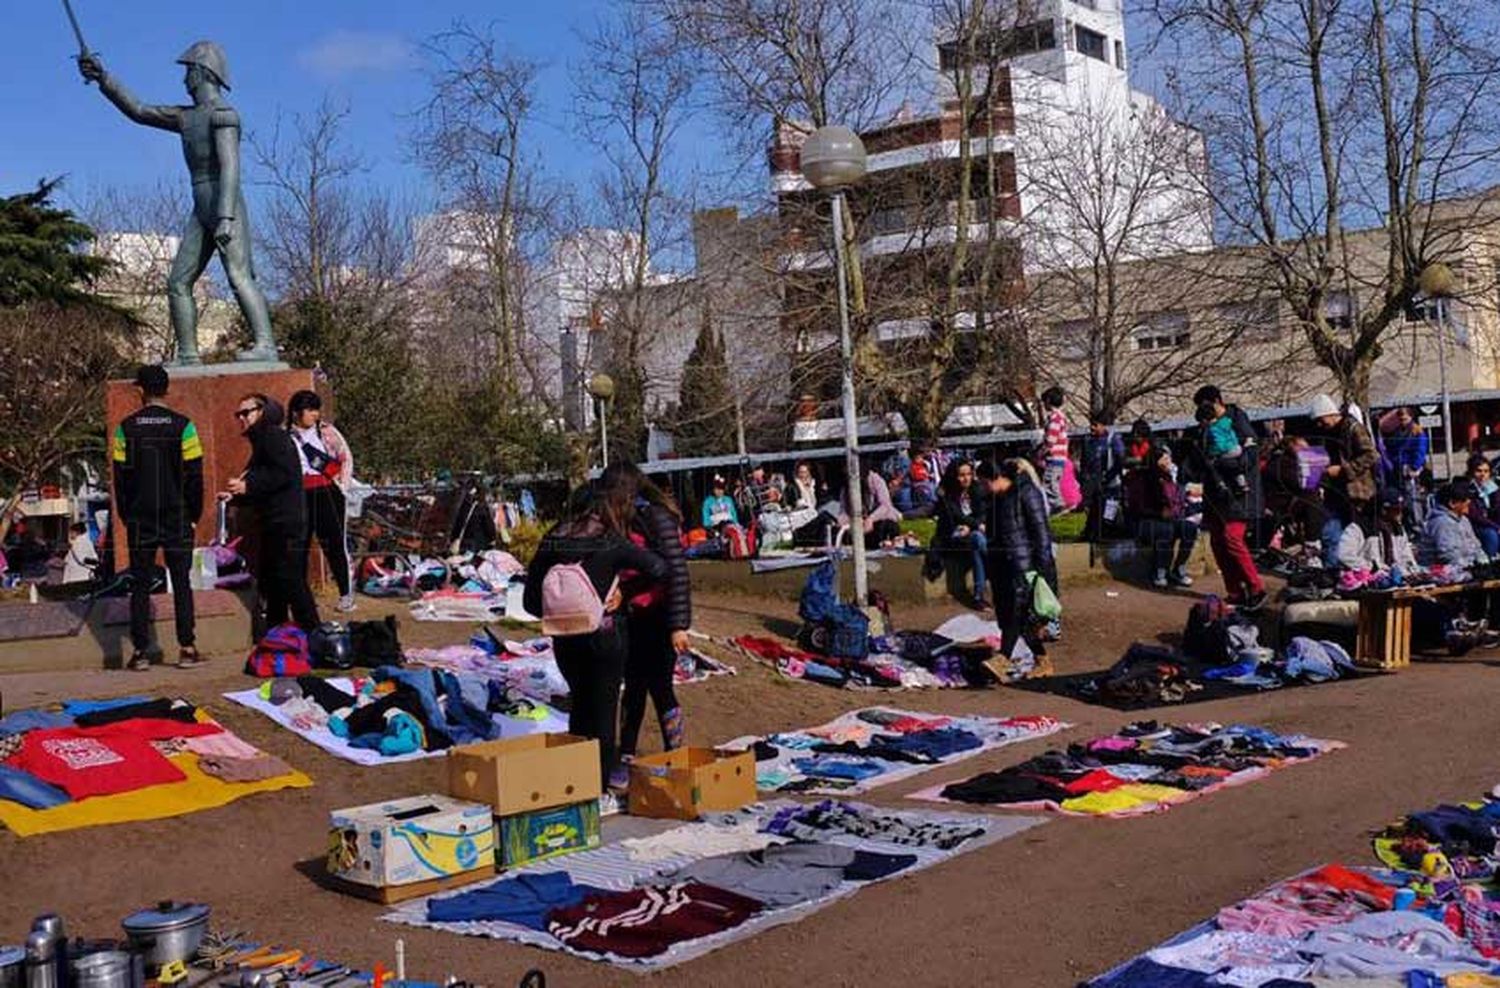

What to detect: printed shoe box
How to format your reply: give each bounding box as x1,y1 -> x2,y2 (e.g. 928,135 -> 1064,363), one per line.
499,798 -> 602,869
448,733 -> 602,816
328,794 -> 496,888
627,747 -> 757,821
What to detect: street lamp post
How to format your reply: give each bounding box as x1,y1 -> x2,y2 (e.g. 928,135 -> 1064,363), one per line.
1420,263 -> 1458,479
589,372 -> 615,469
801,125 -> 870,605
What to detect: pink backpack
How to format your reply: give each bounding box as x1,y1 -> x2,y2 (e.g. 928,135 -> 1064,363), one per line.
540,563 -> 617,637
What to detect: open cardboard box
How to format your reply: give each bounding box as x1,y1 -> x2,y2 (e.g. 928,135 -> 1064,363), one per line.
627,747 -> 756,821
448,733 -> 601,816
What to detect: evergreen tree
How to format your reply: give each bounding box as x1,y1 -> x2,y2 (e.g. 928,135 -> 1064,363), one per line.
0,179 -> 115,308
671,302 -> 736,457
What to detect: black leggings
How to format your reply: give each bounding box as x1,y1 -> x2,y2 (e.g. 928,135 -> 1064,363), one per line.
993,565 -> 1046,659
554,619 -> 628,788
306,485 -> 351,596
620,610 -> 680,757
258,526 -> 321,633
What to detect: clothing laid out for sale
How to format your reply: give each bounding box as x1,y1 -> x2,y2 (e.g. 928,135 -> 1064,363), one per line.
546,882 -> 764,958
764,800 -> 986,851
3,718 -> 222,799
937,721 -> 1340,817
427,871 -> 611,929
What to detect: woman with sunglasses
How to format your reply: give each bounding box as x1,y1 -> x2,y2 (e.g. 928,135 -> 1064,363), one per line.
223,394 -> 321,635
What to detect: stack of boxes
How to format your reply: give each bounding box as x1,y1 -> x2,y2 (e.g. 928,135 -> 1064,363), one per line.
448,734 -> 604,867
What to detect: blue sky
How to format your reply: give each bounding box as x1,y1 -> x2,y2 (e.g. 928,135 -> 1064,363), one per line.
1,0 -> 626,214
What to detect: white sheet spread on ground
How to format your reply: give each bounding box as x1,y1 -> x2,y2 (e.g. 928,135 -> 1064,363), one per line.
719,706 -> 1069,796
382,800 -> 1046,971
222,678 -> 568,766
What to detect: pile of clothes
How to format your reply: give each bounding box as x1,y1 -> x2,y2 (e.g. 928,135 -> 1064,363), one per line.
932,721 -> 1342,817
255,666 -> 546,757
0,696 -> 294,809
728,632 -> 986,690
724,706 -> 1066,796
406,638 -> 734,711
394,800 -> 1001,968
1090,789 -> 1500,985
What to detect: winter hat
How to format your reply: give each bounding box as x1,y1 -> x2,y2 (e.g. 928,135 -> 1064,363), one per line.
1308,394 -> 1340,419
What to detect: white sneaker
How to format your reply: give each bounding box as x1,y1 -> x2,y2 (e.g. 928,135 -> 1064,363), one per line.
335,594 -> 356,613
1152,569 -> 1169,589
1170,567 -> 1195,588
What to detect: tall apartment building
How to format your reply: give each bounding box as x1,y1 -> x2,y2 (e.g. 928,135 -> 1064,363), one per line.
769,0 -> 1212,433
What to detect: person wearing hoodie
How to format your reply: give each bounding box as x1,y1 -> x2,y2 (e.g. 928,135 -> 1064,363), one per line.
985,458 -> 1058,660
1184,385 -> 1266,610
223,393 -> 320,633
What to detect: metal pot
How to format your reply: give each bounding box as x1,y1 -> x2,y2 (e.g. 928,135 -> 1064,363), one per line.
120,902 -> 209,969
68,942 -> 140,988
0,946 -> 25,988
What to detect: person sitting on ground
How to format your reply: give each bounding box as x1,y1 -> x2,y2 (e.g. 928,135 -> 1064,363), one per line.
934,459 -> 990,608
61,522 -> 98,585
1337,489 -> 1418,574
700,476 -> 739,531
908,457 -> 938,512
735,463 -> 781,517
1466,454 -> 1500,558
1420,480 -> 1490,569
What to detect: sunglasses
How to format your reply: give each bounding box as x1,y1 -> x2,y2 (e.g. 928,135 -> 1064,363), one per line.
234,406 -> 262,420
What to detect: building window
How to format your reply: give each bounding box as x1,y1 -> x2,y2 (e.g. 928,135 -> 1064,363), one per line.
1114,40 -> 1125,69
1404,296 -> 1442,324
1218,298 -> 1280,342
1132,312 -> 1190,351
1075,26 -> 1107,62
939,19 -> 1056,71
1324,290 -> 1355,331
1054,319 -> 1093,361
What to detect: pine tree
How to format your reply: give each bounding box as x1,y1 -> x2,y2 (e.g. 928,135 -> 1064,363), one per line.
671,302 -> 736,457
0,179 -> 115,308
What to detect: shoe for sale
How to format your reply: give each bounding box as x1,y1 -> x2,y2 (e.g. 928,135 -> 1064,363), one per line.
175,646 -> 207,669
1152,569 -> 1169,589
599,791 -> 623,817
126,652 -> 152,672
1170,566 -> 1195,588
335,594 -> 357,613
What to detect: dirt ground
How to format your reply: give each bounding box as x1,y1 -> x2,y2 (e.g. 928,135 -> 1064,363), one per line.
2,576 -> 1498,987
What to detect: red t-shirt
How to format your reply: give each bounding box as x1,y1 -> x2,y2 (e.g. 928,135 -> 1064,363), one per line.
4,720 -> 222,800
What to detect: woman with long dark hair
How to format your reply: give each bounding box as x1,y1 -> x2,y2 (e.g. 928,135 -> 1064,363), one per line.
934,459 -> 989,607
523,477 -> 666,799
286,389 -> 355,612
603,462 -> 693,783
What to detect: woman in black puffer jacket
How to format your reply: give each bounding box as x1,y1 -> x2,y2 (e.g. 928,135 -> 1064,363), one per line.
605,462 -> 692,780
985,458 -> 1058,660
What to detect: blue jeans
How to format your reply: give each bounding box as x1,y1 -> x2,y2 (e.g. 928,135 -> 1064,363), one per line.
969,531 -> 988,599
1138,519 -> 1198,573
1479,526 -> 1500,559
1321,516 -> 1345,569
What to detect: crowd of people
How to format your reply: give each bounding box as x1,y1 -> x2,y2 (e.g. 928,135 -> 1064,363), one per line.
107,365 -> 357,670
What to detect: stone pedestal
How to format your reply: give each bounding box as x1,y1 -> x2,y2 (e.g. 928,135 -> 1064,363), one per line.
105,366 -> 329,570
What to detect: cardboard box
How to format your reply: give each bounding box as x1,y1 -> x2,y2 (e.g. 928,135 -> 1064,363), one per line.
448,733 -> 602,816
327,795 -> 496,888
627,747 -> 757,821
322,865 -> 494,905
498,799 -> 601,868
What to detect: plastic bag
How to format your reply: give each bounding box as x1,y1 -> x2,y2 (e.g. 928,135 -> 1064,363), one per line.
1027,571 -> 1062,621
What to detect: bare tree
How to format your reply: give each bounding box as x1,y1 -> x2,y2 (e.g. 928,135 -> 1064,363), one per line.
412,23 -> 559,402
573,7 -> 697,460
1145,0 -> 1500,406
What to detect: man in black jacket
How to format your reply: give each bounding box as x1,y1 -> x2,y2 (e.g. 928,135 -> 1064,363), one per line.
113,364 -> 205,670
224,394 -> 320,633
